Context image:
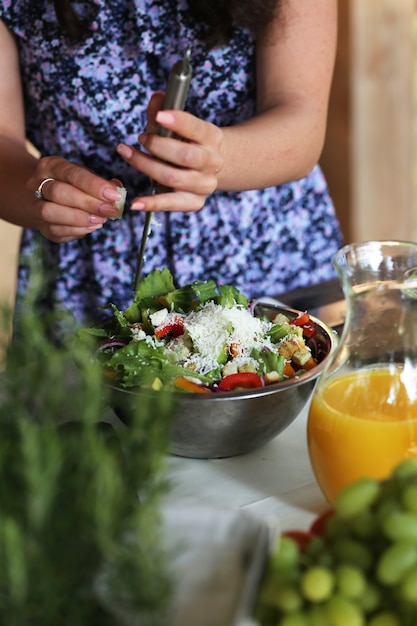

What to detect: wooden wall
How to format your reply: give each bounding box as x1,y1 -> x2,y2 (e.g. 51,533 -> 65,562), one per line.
321,0 -> 415,244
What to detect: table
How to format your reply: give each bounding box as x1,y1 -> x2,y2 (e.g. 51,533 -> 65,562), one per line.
163,279 -> 344,534
165,401 -> 329,534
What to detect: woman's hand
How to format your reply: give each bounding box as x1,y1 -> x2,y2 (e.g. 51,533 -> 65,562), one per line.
27,156 -> 124,243
116,92 -> 224,213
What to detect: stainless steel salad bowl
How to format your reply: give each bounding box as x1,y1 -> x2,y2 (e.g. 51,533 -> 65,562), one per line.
106,304 -> 337,459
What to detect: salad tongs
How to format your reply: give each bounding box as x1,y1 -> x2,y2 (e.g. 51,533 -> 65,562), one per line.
133,48 -> 192,291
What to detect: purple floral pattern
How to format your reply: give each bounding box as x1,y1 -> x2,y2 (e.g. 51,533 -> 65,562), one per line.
1,0 -> 343,326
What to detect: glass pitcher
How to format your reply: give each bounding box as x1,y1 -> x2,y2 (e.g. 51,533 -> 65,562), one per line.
307,240 -> 417,504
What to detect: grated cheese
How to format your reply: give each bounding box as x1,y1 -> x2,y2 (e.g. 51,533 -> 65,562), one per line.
180,301 -> 274,375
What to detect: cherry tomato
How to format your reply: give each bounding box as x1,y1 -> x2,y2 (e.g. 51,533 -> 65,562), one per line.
218,372 -> 264,391
310,508 -> 335,536
281,530 -> 316,553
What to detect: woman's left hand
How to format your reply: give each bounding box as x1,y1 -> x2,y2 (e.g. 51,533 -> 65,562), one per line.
116,92 -> 224,213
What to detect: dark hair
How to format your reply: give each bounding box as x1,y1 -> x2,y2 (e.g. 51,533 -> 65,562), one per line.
53,0 -> 92,40
53,0 -> 281,45
187,0 -> 281,46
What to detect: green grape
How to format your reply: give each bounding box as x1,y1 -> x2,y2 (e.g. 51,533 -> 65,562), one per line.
367,611 -> 401,626
263,561 -> 300,592
258,566 -> 299,606
300,565 -> 334,602
331,537 -> 373,571
256,464 -> 417,626
350,508 -> 377,538
399,564 -> 417,603
376,541 -> 417,585
357,581 -> 381,613
272,584 -> 303,612
382,510 -> 417,543
392,458 -> 417,480
309,604 -> 331,626
278,611 -> 310,626
270,536 -> 300,571
401,482 -> 417,515
334,477 -> 381,519
324,594 -> 365,626
335,564 -> 367,600
324,514 -> 351,540
374,497 -> 401,528
305,536 -> 329,562
258,576 -> 286,607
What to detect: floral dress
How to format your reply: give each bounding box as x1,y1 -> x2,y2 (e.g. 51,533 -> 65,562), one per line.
0,0 -> 343,327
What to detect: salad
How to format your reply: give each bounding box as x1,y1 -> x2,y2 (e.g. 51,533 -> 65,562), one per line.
78,269 -> 321,393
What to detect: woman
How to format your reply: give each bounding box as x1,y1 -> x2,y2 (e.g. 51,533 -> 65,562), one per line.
0,0 -> 342,329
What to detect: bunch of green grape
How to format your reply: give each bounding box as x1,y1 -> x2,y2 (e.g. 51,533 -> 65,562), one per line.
255,459 -> 417,626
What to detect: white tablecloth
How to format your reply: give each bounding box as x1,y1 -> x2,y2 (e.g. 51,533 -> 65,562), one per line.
166,403 -> 329,533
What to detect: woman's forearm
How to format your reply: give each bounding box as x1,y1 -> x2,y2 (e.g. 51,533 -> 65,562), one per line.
0,136 -> 40,228
217,102 -> 327,192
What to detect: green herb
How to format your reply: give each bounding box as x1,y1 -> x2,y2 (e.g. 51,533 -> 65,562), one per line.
0,267 -> 176,625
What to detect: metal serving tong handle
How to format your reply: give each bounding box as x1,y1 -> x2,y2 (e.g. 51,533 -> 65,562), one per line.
133,47 -> 192,291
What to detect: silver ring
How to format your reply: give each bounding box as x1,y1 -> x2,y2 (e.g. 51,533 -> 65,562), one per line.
35,177 -> 55,200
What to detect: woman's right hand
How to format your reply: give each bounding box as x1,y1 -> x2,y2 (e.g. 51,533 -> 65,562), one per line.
0,21 -> 121,244
27,156 -> 124,243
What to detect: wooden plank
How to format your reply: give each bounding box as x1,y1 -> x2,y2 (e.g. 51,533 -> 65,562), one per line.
321,0 -> 415,244
351,0 -> 414,241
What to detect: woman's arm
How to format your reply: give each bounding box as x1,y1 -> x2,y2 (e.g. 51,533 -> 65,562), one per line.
0,20 -> 124,242
0,20 -> 39,227
223,0 -> 337,189
121,0 -> 337,211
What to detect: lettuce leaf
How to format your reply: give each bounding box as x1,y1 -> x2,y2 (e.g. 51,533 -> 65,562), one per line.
102,341 -> 210,389
134,268 -> 175,301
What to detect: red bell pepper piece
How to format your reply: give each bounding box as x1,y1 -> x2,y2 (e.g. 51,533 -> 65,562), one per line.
291,312 -> 310,326
300,323 -> 316,338
290,312 -> 317,338
218,372 -> 264,391
154,315 -> 184,339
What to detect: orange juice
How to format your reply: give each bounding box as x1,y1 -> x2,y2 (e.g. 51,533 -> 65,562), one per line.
307,368 -> 417,503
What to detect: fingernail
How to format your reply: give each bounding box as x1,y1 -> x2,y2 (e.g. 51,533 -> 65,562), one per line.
131,201 -> 146,210
117,144 -> 133,159
103,187 -> 122,202
89,215 -> 107,225
98,203 -> 120,217
88,224 -> 104,231
156,111 -> 175,125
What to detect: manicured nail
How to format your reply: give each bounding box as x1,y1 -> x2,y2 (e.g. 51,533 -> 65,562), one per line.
130,201 -> 146,210
156,111 -> 175,125
103,187 -> 122,202
98,203 -> 120,217
116,144 -> 133,159
89,215 -> 107,225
